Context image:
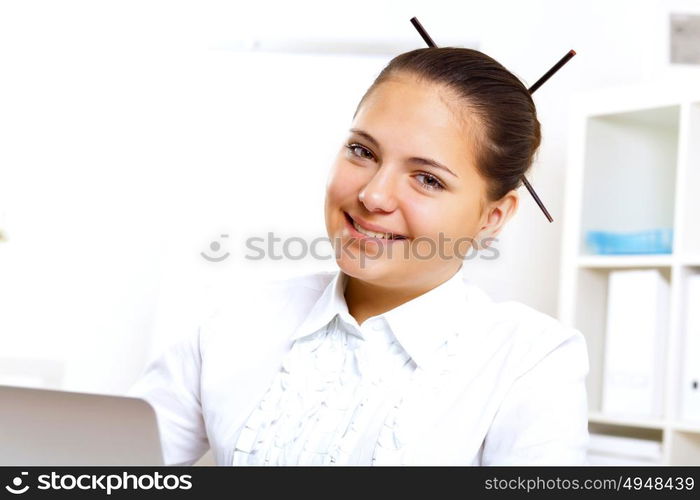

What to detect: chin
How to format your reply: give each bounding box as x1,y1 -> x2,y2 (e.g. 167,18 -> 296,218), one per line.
336,254 -> 389,281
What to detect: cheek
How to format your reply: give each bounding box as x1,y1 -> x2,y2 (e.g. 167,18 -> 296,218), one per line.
325,161 -> 364,204
406,202 -> 481,258
404,201 -> 455,236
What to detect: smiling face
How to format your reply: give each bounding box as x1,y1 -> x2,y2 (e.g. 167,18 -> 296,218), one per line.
324,72 -> 518,289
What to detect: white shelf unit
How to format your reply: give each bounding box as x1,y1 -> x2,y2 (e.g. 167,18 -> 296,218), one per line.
558,80 -> 700,465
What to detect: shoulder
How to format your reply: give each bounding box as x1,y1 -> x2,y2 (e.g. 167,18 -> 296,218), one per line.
458,283 -> 589,378
501,300 -> 587,375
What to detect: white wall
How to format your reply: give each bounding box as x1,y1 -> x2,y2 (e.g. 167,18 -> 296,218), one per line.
1,0 -> 699,394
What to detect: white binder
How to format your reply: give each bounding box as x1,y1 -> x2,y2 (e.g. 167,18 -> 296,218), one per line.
681,274 -> 700,422
601,270 -> 669,418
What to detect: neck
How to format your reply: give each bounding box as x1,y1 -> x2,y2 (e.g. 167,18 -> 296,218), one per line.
343,263 -> 463,326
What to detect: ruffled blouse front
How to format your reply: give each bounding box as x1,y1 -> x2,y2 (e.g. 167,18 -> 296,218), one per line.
231,313 -> 416,465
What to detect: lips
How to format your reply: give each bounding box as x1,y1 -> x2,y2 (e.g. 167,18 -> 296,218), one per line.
344,212 -> 408,240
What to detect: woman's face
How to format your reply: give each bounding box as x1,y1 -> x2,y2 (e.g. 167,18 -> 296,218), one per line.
324,72 -> 515,288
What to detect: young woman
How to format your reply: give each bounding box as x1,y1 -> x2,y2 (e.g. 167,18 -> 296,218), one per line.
127,47 -> 590,466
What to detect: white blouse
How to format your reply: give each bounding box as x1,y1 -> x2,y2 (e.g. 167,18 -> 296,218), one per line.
126,264 -> 591,466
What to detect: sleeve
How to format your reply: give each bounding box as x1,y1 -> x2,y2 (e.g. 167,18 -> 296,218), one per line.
125,326 -> 210,466
481,327 -> 590,465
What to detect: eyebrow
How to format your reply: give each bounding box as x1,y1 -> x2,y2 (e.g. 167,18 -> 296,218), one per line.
348,128 -> 459,178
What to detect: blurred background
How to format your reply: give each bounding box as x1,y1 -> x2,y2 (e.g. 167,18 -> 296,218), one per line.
1,0 -> 700,465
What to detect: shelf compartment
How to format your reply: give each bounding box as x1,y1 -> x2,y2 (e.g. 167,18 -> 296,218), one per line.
580,105 -> 680,255
574,266 -> 672,416
587,421 -> 664,465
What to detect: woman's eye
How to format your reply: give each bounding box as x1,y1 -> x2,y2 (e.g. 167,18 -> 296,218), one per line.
415,172 -> 446,191
344,143 -> 374,160
344,143 -> 445,192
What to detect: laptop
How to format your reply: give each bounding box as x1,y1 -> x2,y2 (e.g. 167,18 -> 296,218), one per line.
0,384 -> 163,465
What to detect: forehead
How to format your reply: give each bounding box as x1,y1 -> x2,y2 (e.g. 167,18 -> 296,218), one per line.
352,75 -> 479,168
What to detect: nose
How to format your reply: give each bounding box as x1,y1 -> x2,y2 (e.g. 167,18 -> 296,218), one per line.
358,166 -> 400,213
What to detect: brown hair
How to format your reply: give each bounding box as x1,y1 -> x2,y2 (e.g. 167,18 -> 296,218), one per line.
352,47 -> 541,202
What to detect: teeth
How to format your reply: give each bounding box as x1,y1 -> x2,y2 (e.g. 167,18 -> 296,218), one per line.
352,218 -> 402,240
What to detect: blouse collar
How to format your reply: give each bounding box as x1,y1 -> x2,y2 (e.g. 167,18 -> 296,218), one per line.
290,264 -> 486,368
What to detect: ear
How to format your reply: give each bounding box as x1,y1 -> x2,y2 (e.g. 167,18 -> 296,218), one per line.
475,190 -> 519,249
